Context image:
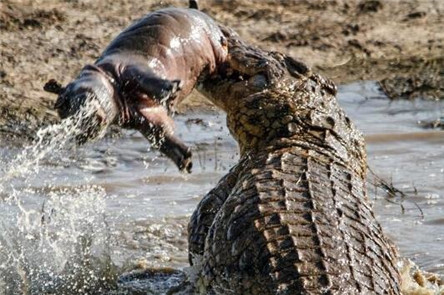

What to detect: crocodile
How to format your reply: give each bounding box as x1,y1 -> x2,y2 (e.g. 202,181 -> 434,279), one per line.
187,28 -> 402,294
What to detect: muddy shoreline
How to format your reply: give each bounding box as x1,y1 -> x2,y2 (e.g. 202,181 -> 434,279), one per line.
1,0 -> 443,139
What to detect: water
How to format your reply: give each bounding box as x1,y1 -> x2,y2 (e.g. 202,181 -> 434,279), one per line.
339,82 -> 444,275
0,101 -> 117,294
0,81 -> 443,294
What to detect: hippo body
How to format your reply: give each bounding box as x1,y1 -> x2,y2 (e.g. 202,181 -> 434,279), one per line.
49,7 -> 228,171
97,7 -> 228,112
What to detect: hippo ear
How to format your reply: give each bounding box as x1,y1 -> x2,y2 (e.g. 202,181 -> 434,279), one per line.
44,79 -> 65,95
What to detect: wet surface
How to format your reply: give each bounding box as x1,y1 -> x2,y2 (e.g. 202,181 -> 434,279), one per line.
0,81 -> 443,293
340,82 -> 444,275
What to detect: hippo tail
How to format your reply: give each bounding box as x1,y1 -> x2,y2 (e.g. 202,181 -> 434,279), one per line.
189,0 -> 198,9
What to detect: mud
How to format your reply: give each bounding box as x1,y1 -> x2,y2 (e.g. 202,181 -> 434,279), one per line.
1,0 -> 443,138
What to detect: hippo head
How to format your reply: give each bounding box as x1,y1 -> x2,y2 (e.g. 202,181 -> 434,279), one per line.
45,66 -> 119,143
44,65 -> 192,172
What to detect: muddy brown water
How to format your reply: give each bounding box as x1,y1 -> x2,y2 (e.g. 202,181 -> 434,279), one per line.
0,81 -> 443,293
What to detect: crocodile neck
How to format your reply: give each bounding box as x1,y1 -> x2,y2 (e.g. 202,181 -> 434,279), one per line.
225,75 -> 367,178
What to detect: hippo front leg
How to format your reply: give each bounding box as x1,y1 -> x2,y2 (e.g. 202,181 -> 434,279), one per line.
131,105 -> 192,173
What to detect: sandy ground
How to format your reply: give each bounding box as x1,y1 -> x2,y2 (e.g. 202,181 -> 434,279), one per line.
0,0 -> 443,139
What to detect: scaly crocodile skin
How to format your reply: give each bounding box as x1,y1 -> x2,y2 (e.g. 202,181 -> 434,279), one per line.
188,30 -> 401,294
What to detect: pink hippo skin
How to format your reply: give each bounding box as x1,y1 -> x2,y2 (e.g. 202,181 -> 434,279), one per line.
45,7 -> 228,172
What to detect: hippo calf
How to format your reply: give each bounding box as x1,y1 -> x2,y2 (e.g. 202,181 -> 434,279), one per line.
44,6 -> 228,172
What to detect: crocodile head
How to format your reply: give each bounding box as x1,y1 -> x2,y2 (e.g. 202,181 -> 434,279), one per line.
197,42 -> 311,156
198,32 -> 367,175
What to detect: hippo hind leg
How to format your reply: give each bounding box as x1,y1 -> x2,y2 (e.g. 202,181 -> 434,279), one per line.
127,106 -> 192,173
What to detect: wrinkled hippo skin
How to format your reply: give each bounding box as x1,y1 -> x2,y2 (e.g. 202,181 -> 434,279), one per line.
45,7 -> 228,172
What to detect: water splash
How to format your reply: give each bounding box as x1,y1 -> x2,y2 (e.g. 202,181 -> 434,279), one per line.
0,186 -> 118,295
1,99 -> 105,188
0,97 -> 197,294
400,259 -> 444,295
0,100 -> 118,295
